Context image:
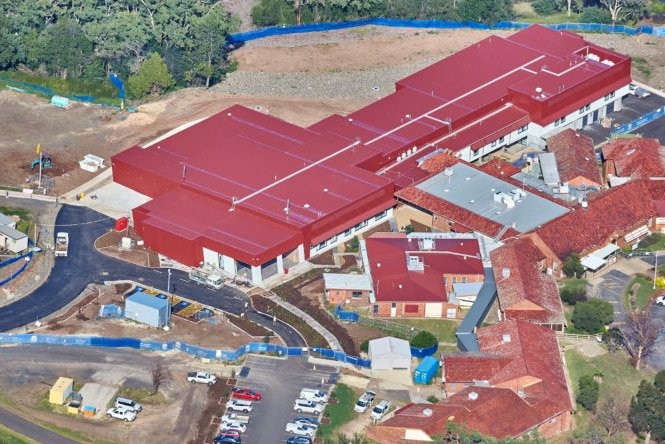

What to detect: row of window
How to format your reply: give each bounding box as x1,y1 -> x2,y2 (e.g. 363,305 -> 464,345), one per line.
604,91 -> 616,101
578,103 -> 591,114
313,210 -> 388,252
553,115 -> 567,126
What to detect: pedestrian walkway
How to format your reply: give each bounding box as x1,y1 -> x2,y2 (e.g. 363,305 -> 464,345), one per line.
252,288 -> 342,351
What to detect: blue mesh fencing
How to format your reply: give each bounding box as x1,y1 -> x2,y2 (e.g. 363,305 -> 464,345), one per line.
0,334 -> 368,366
610,106 -> 665,137
228,19 -> 665,44
0,250 -> 34,287
335,305 -> 360,323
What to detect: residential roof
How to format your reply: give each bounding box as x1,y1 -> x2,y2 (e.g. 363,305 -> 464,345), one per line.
489,238 -> 565,326
535,180 -> 658,259
601,137 -> 665,179
655,200 -> 665,217
365,232 -> 483,303
368,336 -> 412,359
323,273 -> 373,291
400,162 -> 569,234
547,129 -> 601,186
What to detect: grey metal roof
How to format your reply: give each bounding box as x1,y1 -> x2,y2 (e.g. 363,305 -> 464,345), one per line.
416,163 -> 569,233
323,273 -> 373,291
538,152 -> 561,186
368,336 -> 411,358
0,213 -> 14,226
126,291 -> 169,310
0,224 -> 27,241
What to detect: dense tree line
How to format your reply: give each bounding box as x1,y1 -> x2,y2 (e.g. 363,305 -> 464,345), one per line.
0,1 -> 238,96
252,0 -> 653,27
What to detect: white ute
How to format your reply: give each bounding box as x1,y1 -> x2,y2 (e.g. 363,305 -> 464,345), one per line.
221,413 -> 250,424
354,390 -> 376,413
226,399 -> 253,413
299,388 -> 329,403
106,407 -> 136,422
187,371 -> 217,385
220,421 -> 247,434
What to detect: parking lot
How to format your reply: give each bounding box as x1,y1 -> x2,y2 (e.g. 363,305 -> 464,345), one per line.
225,355 -> 338,443
581,91 -> 665,145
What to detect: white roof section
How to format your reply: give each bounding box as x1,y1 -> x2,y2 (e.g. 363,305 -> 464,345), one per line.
0,213 -> 14,226
453,282 -> 484,296
592,244 -> 619,259
323,273 -> 373,291
582,254 -> 606,270
0,224 -> 27,240
416,162 -> 569,233
368,336 -> 412,359
538,152 -> 561,186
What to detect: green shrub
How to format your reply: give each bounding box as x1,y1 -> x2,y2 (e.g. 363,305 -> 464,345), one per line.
532,0 -> 561,15
572,299 -> 614,334
360,339 -> 369,353
560,286 -> 587,305
579,7 -> 612,24
577,375 -> 600,411
410,330 -> 437,349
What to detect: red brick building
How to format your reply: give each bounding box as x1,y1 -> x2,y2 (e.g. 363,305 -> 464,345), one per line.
490,238 -> 565,331
323,273 -> 373,306
365,233 -> 484,319
546,129 -> 602,189
369,321 -> 573,442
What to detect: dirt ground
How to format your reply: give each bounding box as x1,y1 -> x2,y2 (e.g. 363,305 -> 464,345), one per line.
2,26 -> 662,194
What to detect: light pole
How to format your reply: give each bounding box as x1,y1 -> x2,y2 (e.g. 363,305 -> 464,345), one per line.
167,268 -> 172,294
654,251 -> 660,290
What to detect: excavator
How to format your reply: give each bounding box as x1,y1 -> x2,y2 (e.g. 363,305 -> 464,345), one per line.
30,153 -> 53,170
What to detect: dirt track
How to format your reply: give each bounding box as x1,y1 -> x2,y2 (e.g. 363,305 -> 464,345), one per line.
1,26 -> 663,194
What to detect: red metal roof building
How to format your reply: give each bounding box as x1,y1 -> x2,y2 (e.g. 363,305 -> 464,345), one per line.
112,25 -> 632,284
364,232 -> 484,318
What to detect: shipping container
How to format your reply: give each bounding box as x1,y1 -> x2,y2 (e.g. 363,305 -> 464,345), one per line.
413,356 -> 439,385
49,377 -> 73,405
124,291 -> 169,328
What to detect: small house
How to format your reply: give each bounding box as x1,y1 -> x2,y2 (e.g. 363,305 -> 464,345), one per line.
124,291 -> 169,328
49,377 -> 73,405
368,336 -> 412,370
0,213 -> 29,253
323,273 -> 373,305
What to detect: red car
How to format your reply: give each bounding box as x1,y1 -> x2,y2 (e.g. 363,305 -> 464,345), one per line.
232,388 -> 262,401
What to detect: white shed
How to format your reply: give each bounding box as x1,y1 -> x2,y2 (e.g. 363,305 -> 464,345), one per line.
368,336 -> 412,370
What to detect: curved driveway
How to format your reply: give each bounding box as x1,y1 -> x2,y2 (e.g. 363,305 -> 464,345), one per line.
0,204 -> 304,347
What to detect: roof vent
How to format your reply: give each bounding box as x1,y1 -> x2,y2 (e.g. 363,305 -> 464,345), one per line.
502,334 -> 511,343
468,391 -> 479,401
303,203 -> 310,209
423,408 -> 433,416
535,87 -> 542,94
518,388 -> 526,398
502,268 -> 510,279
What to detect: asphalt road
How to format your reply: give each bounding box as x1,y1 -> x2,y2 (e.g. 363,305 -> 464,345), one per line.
647,303 -> 665,371
0,406 -> 78,444
0,204 -> 305,347
595,269 -> 632,324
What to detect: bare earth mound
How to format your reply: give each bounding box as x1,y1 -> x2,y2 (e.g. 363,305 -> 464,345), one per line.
1,27 -> 663,194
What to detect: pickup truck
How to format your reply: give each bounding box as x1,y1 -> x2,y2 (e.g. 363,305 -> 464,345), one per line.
221,413 -> 250,424
225,399 -> 253,413
55,232 -> 69,257
187,371 -> 217,386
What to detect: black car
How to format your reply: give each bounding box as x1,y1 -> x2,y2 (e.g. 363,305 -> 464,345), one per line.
214,434 -> 241,444
287,436 -> 312,444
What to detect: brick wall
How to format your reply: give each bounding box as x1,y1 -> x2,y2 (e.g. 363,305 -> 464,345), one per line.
326,288 -> 370,305
443,273 -> 484,293
395,205 -> 434,231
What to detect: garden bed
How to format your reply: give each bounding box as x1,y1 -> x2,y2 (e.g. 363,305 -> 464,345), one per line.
251,295 -> 328,347
226,313 -> 273,337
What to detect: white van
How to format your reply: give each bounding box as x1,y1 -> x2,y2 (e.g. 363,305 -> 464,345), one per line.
370,400 -> 390,420
299,388 -> 329,403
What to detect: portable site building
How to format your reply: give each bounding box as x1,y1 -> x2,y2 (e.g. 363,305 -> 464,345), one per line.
124,291 -> 169,328
413,356 -> 439,385
49,377 -> 73,405
368,336 -> 412,370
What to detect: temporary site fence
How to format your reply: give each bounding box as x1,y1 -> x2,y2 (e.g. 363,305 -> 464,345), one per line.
228,18 -> 665,44
610,105 -> 665,137
0,333 -> 372,368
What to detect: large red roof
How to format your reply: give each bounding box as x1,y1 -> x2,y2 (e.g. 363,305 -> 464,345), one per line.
365,233 -> 483,303
547,129 -> 601,186
602,137 -> 665,179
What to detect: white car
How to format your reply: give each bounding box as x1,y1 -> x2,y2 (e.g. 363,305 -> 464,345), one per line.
285,422 -> 315,438
354,390 -> 376,413
220,421 -> 247,434
293,399 -> 323,414
106,407 -> 136,422
655,295 -> 665,306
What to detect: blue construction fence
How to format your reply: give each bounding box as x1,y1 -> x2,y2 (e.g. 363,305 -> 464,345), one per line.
228,18 -> 665,44
610,105 -> 665,137
0,333 -> 371,367
335,304 -> 360,322
0,249 -> 35,287
410,343 -> 438,358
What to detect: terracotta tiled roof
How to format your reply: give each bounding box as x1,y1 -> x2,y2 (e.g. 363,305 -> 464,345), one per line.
490,238 -> 564,326
602,137 -> 665,179
475,320 -> 571,411
535,180 -> 657,259
478,158 -> 522,179
420,152 -> 462,174
547,129 -> 601,186
396,187 -> 519,239
443,352 -> 512,382
365,233 -> 484,303
375,385 -> 568,440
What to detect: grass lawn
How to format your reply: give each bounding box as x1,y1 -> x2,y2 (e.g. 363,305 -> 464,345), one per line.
565,349 -> 653,431
387,318 -> 459,343
560,278 -> 587,293
0,425 -> 35,444
624,276 -> 657,312
318,383 -> 357,440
